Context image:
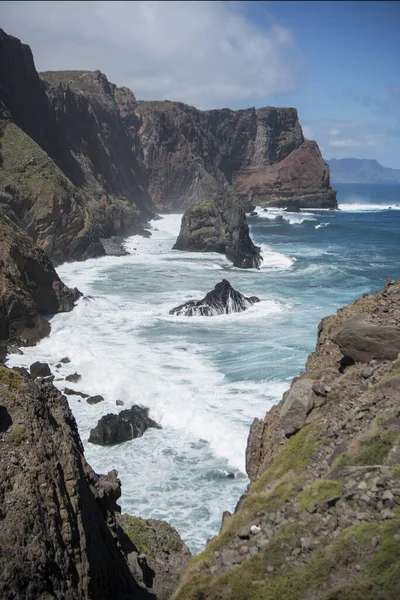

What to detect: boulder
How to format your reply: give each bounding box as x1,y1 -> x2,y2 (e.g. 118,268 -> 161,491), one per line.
89,406 -> 161,446
65,372 -> 81,383
29,362 -> 51,378
332,316 -> 400,362
87,395 -> 104,405
280,379 -> 315,436
170,280 -> 260,317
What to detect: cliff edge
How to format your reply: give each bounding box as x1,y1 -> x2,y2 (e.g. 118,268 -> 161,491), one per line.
174,279 -> 400,599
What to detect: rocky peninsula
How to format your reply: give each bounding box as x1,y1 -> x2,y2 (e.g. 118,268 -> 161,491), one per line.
173,278 -> 400,599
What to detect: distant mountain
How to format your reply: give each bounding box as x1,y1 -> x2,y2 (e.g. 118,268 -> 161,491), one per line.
327,158 -> 400,184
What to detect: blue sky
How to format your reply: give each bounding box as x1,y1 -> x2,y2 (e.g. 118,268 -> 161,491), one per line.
1,1 -> 399,167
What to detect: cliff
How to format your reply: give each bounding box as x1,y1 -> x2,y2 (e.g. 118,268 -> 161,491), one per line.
135,102 -> 337,211
0,366 -> 189,599
174,278 -> 400,599
0,211 -> 80,346
0,29 -> 154,265
327,158 -> 400,184
173,188 -> 262,268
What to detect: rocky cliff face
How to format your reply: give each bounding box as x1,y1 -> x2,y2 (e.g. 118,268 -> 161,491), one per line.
173,189 -> 262,268
174,279 -> 400,599
0,211 -> 80,346
135,102 -> 337,211
0,366 -> 189,599
0,29 -> 154,265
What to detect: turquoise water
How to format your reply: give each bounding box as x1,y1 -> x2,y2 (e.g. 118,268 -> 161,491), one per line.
8,184 -> 400,552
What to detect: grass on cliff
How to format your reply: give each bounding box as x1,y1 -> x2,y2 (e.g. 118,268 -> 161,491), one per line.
298,480 -> 343,512
0,122 -> 75,198
176,512 -> 400,600
121,515 -> 153,557
0,366 -> 24,390
333,429 -> 397,468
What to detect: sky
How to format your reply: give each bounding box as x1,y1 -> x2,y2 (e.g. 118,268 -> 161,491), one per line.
1,1 -> 399,168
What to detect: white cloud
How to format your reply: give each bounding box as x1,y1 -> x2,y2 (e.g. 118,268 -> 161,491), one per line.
329,128 -> 340,136
0,0 -> 304,109
328,138 -> 362,148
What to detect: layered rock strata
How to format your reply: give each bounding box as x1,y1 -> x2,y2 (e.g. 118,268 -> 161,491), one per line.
173,189 -> 262,268
0,212 -> 80,346
174,278 -> 400,599
135,103 -> 337,211
0,366 -> 189,599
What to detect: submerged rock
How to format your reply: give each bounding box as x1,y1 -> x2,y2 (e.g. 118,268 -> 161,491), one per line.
89,406 -> 161,446
169,280 -> 260,317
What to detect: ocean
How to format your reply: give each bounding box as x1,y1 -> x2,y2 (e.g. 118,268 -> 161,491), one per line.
7,183 -> 400,553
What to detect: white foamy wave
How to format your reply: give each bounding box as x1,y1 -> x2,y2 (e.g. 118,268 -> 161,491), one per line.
314,222 -> 329,229
253,206 -> 316,224
259,244 -> 295,271
339,203 -> 400,212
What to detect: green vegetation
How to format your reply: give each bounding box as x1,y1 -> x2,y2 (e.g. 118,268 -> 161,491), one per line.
8,425 -> 27,444
190,200 -> 215,214
138,100 -> 176,111
192,226 -> 216,238
0,366 -> 25,390
333,430 -> 397,468
121,515 -> 153,557
298,480 -> 343,512
253,425 -> 321,492
177,514 -> 400,600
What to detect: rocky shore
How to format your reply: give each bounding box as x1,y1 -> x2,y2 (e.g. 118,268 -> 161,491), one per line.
0,366 -> 190,599
173,278 -> 400,599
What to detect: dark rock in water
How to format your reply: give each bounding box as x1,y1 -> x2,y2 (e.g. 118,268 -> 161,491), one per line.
65,372 -> 81,383
99,236 -> 129,257
87,395 -> 104,405
173,188 -> 262,269
169,280 -> 260,317
60,357 -> 71,364
139,230 -> 152,238
284,200 -> 301,213
64,388 -> 89,399
226,473 -> 235,479
116,399 -> 124,406
8,345 -> 23,355
55,363 -> 61,369
89,406 -> 161,446
30,362 -> 51,378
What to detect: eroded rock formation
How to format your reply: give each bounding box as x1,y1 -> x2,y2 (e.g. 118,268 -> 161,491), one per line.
174,279 -> 400,599
170,280 -> 260,316
173,189 -> 262,268
0,212 -> 80,346
0,366 -> 189,599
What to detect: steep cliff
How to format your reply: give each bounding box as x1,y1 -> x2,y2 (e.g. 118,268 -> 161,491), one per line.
0,366 -> 189,599
135,102 -> 337,211
174,279 -> 400,599
173,188 -> 262,268
0,29 -> 154,264
0,211 -> 80,346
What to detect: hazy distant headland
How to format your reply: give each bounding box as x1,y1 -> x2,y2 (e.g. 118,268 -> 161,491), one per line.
327,158 -> 400,184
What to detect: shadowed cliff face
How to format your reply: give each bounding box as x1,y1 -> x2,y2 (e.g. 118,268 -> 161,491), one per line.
0,367 -> 190,599
135,102 -> 336,211
0,29 -> 154,264
0,212 -> 80,346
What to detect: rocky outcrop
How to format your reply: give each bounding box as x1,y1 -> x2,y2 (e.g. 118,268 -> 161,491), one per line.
0,365 -> 189,599
0,29 -> 154,264
135,103 -> 337,211
170,280 -> 260,317
173,278 -> 400,599
89,406 -> 161,446
0,212 -> 80,346
173,189 -> 262,268
332,315 -> 400,362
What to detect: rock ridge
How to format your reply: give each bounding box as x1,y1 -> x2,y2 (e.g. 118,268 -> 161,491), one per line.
173,278 -> 400,599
